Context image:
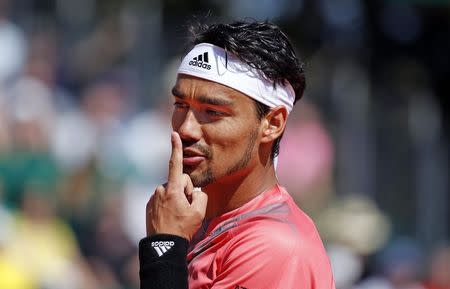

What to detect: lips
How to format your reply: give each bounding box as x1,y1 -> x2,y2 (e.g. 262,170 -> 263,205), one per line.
183,149 -> 206,166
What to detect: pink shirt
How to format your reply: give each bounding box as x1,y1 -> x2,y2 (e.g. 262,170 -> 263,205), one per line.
187,184 -> 336,289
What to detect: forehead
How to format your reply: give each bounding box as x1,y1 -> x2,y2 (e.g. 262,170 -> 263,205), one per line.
172,74 -> 255,107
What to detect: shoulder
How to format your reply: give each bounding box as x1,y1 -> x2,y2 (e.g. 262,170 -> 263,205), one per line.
235,219 -> 326,257
237,187 -> 322,244
224,216 -> 305,266
225,186 -> 329,260
210,187 -> 335,288
216,215 -> 334,288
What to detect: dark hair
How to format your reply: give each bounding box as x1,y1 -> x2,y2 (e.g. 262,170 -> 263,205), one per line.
188,20 -> 305,159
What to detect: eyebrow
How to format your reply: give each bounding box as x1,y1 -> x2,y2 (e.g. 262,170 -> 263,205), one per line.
172,86 -> 234,107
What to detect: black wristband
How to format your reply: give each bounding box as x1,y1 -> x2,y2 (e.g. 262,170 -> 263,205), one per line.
139,234 -> 189,289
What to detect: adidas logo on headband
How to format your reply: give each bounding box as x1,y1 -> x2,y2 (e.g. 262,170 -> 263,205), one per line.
179,43 -> 296,113
188,52 -> 211,70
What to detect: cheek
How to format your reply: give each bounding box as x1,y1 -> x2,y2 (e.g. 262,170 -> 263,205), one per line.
206,120 -> 257,157
171,110 -> 183,130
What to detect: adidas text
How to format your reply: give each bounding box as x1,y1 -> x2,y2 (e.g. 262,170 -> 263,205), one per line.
151,241 -> 175,247
189,60 -> 211,70
151,241 -> 174,257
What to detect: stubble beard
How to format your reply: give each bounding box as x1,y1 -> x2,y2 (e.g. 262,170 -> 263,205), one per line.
190,168 -> 215,188
188,127 -> 259,188
225,127 -> 259,176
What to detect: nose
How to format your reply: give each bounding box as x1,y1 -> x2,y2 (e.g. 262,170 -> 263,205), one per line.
173,109 -> 202,143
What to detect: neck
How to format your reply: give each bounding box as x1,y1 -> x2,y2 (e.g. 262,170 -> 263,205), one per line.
202,160 -> 278,220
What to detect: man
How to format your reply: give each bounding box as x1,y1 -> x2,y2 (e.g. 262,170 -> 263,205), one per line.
139,20 -> 336,289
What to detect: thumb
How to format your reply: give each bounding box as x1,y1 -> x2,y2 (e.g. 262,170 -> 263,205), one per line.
190,188 -> 208,218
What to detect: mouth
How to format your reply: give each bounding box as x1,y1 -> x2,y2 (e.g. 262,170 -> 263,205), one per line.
183,149 -> 206,166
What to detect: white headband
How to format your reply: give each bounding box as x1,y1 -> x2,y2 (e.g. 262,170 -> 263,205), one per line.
177,43 -> 296,113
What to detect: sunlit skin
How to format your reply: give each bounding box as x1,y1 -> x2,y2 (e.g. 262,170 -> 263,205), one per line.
171,74 -> 287,219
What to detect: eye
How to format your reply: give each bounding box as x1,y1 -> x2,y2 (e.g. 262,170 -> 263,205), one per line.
173,101 -> 189,110
205,109 -> 226,117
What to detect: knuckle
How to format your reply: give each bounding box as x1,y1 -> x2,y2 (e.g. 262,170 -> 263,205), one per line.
146,198 -> 153,211
163,193 -> 174,201
155,185 -> 165,194
168,159 -> 177,169
165,182 -> 180,195
193,210 -> 204,220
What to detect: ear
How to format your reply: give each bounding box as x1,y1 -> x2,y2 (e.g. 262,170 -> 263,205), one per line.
260,106 -> 288,144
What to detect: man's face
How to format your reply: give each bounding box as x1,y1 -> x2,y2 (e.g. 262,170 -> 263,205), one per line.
171,74 -> 262,188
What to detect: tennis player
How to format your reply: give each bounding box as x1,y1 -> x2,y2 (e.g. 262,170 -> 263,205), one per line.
139,20 -> 336,289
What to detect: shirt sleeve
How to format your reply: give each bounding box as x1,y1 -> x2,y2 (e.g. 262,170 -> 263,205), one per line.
139,234 -> 189,289
210,223 -> 335,289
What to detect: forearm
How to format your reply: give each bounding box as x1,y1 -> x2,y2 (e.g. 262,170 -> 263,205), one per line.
139,234 -> 189,289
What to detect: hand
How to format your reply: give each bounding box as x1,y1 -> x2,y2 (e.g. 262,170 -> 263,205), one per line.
146,132 -> 208,241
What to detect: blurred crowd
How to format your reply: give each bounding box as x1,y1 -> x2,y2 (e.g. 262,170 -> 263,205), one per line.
0,1 -> 169,288
0,0 -> 449,289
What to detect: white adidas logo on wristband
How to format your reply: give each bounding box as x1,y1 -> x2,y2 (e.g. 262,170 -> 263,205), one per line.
151,241 -> 175,257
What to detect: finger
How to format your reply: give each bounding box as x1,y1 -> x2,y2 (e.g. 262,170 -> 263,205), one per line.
182,174 -> 194,203
168,131 -> 183,184
146,195 -> 153,215
146,189 -> 159,236
190,188 -> 208,218
148,185 -> 164,216
147,187 -> 159,212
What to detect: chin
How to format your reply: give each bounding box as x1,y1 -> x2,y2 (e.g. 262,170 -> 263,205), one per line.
188,169 -> 215,188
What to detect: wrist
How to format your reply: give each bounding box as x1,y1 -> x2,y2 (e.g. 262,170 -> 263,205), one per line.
148,228 -> 192,242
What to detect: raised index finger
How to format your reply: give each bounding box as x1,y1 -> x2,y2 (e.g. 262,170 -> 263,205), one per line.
168,131 -> 183,184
